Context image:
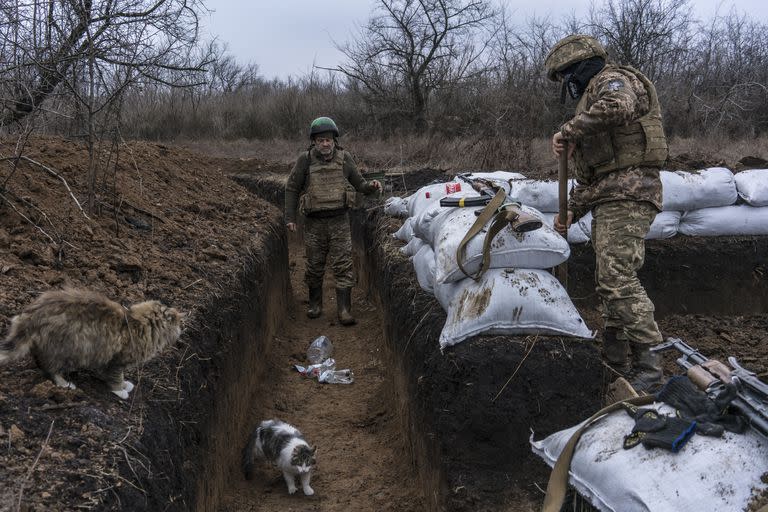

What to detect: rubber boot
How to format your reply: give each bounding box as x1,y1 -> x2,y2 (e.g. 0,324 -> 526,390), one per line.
602,327 -> 630,374
307,286 -> 322,319
630,343 -> 663,393
336,288 -> 356,326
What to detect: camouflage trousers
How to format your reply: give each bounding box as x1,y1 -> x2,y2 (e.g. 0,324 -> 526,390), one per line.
303,213 -> 354,289
592,200 -> 663,346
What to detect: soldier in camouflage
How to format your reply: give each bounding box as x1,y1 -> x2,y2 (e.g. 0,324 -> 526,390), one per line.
545,35 -> 668,391
285,117 -> 381,326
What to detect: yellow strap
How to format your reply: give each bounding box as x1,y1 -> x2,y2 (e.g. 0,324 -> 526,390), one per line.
455,188 -> 507,280
541,394 -> 655,512
458,197 -> 465,207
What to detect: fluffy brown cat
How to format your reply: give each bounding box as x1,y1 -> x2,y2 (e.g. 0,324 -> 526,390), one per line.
0,288 -> 185,399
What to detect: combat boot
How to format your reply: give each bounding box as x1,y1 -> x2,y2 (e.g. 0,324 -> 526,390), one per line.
630,343 -> 663,393
602,327 -> 630,374
307,286 -> 322,319
336,288 -> 356,326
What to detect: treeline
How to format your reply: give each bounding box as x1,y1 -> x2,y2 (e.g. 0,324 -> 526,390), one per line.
3,0 -> 768,146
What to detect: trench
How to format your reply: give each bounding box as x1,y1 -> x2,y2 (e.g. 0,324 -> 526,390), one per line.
127,171 -> 768,512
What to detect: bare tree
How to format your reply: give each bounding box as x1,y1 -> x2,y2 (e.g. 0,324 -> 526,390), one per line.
587,0 -> 692,80
332,0 -> 497,133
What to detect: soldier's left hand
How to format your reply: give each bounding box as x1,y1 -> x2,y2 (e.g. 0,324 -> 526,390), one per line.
370,180 -> 382,191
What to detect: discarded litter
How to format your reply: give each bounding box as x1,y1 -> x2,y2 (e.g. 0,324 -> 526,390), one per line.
295,358 -> 355,385
306,335 -> 333,364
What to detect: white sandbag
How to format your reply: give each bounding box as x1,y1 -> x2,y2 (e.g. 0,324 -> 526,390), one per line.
679,205 -> 768,236
661,167 -> 737,211
548,210 -> 680,241
384,196 -> 409,217
455,171 -> 526,183
506,179 -> 576,213
406,181 -> 464,218
531,403 -> 768,512
435,268 -> 594,349
392,218 -> 415,241
411,245 -> 436,294
410,190 -> 481,243
541,213 -> 591,244
399,237 -> 425,257
735,168 -> 768,207
432,205 -> 571,284
646,210 -> 681,239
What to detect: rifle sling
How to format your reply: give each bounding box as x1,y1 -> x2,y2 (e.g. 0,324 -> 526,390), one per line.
541,394 -> 655,512
456,188 -> 508,280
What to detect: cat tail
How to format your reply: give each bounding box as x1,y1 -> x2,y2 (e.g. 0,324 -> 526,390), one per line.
242,428 -> 259,480
0,314 -> 32,364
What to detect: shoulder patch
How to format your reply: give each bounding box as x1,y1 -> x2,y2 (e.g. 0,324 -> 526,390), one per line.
607,79 -> 624,91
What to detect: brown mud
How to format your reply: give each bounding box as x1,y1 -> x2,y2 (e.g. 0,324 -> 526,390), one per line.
0,135 -> 766,512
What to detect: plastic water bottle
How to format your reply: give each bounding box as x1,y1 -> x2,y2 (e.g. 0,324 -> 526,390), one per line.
318,369 -> 354,384
306,336 -> 333,364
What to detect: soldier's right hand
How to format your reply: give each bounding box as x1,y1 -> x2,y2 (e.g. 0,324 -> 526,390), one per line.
553,211 -> 574,236
286,223 -> 297,232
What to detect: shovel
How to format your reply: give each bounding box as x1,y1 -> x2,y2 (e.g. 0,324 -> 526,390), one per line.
554,145 -> 569,289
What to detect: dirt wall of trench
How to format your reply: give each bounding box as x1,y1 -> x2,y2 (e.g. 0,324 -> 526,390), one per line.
117,221 -> 289,511
351,209 -> 604,512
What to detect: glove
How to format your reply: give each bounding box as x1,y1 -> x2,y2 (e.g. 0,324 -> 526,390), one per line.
622,407 -> 697,453
656,376 -> 746,436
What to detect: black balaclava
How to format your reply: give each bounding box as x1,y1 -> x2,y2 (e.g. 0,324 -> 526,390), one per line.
560,56 -> 606,103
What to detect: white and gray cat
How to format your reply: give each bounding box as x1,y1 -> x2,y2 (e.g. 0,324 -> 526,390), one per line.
0,288 -> 185,399
242,419 -> 317,496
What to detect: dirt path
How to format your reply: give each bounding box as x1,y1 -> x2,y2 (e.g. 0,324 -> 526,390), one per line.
220,234 -> 425,511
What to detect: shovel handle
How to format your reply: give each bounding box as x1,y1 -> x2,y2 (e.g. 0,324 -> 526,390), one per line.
558,144 -> 569,226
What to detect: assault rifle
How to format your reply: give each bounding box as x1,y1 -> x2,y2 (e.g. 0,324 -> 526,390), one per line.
652,337 -> 768,438
439,175 -> 542,233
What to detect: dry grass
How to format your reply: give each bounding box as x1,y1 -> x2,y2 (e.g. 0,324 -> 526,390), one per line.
175,134 -> 768,178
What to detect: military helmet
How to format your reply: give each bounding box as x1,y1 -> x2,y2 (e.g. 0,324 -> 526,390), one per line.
309,117 -> 339,138
545,35 -> 607,82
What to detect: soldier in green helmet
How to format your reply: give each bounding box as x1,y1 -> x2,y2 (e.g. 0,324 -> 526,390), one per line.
545,35 -> 669,391
285,117 -> 382,326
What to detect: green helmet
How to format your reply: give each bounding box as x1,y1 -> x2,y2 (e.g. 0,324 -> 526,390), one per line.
309,117 -> 339,138
545,35 -> 607,82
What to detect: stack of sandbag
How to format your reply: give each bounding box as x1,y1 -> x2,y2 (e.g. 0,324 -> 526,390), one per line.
678,168 -> 768,236
531,403 -> 768,512
386,172 -> 593,349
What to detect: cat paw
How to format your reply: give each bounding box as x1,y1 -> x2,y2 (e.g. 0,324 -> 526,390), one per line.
122,380 -> 135,392
53,377 -> 76,390
303,486 -> 314,496
287,486 -> 297,495
112,388 -> 130,400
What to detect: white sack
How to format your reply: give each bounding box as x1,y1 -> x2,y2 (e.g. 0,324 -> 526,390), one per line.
646,210 -> 681,239
407,181 -> 463,218
399,237 -> 425,257
735,168 -> 768,207
506,179 -> 576,213
411,245 -> 436,294
455,171 -> 526,183
384,196 -> 409,217
431,205 -> 571,284
546,211 -> 680,241
392,218 -> 415,241
411,190 -> 481,243
435,268 -> 594,349
660,167 -> 737,211
679,205 -> 768,236
531,403 -> 768,512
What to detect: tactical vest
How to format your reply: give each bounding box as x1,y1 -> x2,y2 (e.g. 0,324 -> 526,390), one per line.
300,149 -> 356,215
573,65 -> 668,182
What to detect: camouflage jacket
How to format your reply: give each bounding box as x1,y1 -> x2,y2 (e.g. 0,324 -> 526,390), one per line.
560,65 -> 663,219
284,147 -> 376,224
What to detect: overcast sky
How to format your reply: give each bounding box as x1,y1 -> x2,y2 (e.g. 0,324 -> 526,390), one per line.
204,0 -> 768,79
